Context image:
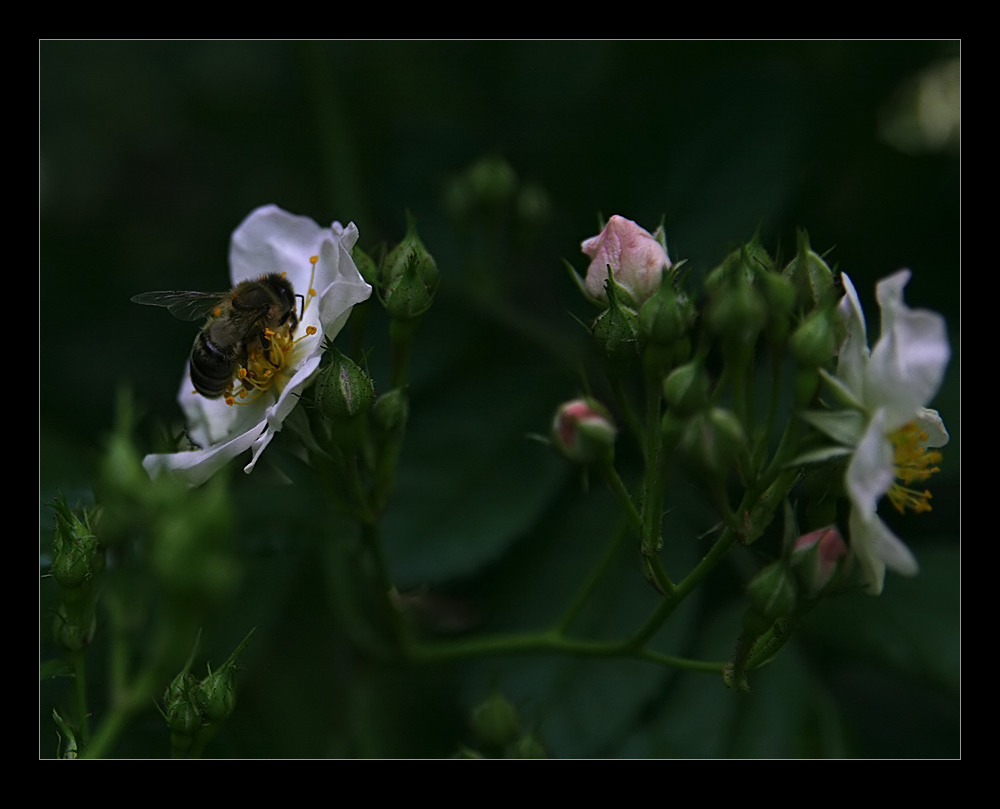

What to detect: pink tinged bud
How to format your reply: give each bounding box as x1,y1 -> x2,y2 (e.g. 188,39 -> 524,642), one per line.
552,398 -> 616,464
581,215 -> 671,307
792,526 -> 849,593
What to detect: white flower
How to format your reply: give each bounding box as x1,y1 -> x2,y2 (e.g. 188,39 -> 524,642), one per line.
810,269 -> 950,594
143,204 -> 372,487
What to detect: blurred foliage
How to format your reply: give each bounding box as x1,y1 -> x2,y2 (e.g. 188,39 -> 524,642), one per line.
40,40 -> 959,758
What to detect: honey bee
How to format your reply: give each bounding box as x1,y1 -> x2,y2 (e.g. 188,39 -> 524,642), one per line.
132,273 -> 300,399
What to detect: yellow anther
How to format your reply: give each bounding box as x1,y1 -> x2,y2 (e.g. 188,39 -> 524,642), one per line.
887,422 -> 943,515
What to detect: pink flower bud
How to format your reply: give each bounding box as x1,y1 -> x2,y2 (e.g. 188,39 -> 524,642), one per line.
581,215 -> 671,306
551,398 -> 616,464
791,526 -> 849,594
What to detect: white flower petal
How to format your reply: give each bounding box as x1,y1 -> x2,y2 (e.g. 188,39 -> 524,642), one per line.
836,272 -> 870,398
144,424 -> 262,488
229,205 -> 328,287
848,506 -> 887,595
866,269 -> 950,431
915,407 -> 950,448
846,409 -> 896,517
849,505 -> 919,595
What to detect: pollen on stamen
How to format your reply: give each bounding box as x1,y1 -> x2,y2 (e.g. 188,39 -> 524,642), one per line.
887,422 -> 943,515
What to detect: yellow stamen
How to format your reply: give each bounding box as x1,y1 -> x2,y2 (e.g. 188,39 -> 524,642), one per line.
887,422 -> 942,514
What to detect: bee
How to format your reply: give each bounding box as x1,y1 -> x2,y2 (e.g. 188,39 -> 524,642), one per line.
132,273 -> 300,400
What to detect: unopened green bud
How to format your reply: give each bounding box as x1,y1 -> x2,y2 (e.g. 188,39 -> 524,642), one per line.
789,307 -> 837,367
195,668 -> 237,723
194,630 -> 254,724
53,602 -> 96,651
164,673 -> 202,735
470,692 -> 521,748
662,360 -> 710,416
506,733 -> 548,759
639,279 -> 686,346
783,230 -> 838,310
757,270 -> 797,344
315,348 -> 375,421
746,561 -> 797,625
380,213 -> 438,320
49,497 -> 104,591
706,280 -> 767,344
467,154 -> 518,210
681,407 -> 746,478
373,387 -> 409,435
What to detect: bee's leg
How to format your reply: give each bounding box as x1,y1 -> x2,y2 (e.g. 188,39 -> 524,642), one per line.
258,329 -> 281,368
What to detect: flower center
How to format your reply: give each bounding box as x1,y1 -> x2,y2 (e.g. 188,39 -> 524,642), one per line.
224,259 -> 319,406
886,422 -> 942,514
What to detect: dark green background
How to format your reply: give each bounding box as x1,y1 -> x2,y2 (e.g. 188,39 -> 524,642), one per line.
40,41 -> 960,758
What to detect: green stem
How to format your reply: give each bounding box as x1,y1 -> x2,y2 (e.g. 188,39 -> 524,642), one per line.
67,648 -> 90,746
82,667 -> 160,759
601,463 -> 643,538
406,628 -> 717,673
640,376 -> 664,557
554,522 -> 629,634
627,525 -> 738,650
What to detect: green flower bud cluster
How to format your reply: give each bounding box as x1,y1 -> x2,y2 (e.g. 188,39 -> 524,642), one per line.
701,233 -> 840,365
461,691 -> 548,759
48,495 -> 104,651
164,630 -> 254,757
367,212 -> 439,322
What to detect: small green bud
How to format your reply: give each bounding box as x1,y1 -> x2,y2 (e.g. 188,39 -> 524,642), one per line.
53,602 -> 96,651
467,154 -> 518,210
194,630 -> 254,724
757,270 -> 797,344
315,348 -> 376,421
164,673 -> 202,735
195,667 -> 238,724
506,733 -> 548,759
706,280 -> 767,345
373,387 -> 410,435
470,692 -> 521,749
789,307 -> 837,367
639,279 -> 686,346
783,230 -> 838,310
662,360 -> 710,417
680,407 -> 746,478
746,561 -> 797,625
380,213 -> 438,320
705,242 -> 769,346
49,497 -> 104,591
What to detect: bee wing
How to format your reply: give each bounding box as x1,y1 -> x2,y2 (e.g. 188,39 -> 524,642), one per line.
130,290 -> 227,322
